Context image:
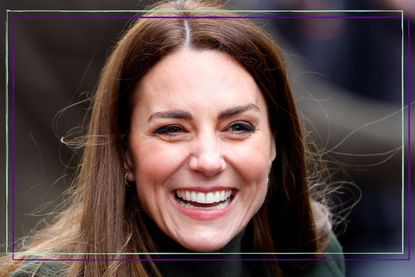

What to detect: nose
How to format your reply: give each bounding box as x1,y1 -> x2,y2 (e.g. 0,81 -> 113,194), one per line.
189,133 -> 226,177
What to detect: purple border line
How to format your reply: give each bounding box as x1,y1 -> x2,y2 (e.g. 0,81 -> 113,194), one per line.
9,13 -> 409,262
10,15 -> 402,20
11,256 -> 411,262
14,256 -> 411,262
406,17 -> 411,261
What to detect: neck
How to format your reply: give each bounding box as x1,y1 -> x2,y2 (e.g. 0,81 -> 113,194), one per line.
143,214 -> 253,277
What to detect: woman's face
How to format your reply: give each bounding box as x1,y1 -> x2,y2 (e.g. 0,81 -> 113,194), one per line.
125,49 -> 276,252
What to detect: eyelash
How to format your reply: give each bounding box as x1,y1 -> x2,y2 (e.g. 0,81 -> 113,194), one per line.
154,125 -> 185,136
153,122 -> 256,137
226,122 -> 256,134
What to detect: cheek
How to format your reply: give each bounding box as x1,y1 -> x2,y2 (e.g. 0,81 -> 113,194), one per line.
130,140 -> 188,215
131,139 -> 187,184
228,138 -> 273,181
228,137 -> 273,210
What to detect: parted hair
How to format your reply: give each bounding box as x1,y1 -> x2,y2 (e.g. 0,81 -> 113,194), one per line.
1,1 -> 331,276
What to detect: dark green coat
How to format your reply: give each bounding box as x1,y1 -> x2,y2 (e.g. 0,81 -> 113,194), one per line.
12,233 -> 344,277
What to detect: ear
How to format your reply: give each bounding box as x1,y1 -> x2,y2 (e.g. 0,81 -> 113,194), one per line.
124,148 -> 136,182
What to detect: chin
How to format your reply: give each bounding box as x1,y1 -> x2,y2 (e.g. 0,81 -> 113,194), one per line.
181,239 -> 229,252
174,230 -> 233,252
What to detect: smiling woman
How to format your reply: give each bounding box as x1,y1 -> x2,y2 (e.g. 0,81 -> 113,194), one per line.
1,0 -> 344,277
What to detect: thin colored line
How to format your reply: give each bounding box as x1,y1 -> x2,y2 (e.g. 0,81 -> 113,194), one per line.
10,15 -> 402,20
4,10 -> 9,255
10,257 -> 410,262
9,10 -> 408,260
12,258 -> 343,262
401,11 -> 405,255
406,16 -> 411,260
10,16 -> 15,257
5,9 -> 404,13
13,251 -> 403,255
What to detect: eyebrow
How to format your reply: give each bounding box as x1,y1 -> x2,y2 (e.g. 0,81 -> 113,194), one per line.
218,103 -> 260,119
148,103 -> 260,122
148,110 -> 192,122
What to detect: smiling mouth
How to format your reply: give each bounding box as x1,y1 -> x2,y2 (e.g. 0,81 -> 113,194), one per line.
175,189 -> 234,209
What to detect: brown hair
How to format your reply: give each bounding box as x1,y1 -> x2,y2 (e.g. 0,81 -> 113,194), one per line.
1,1 -> 331,276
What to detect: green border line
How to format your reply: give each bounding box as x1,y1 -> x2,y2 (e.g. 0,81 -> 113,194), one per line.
6,9 -> 405,256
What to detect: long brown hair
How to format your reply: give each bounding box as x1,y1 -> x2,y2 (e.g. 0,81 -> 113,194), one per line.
1,1 -> 331,276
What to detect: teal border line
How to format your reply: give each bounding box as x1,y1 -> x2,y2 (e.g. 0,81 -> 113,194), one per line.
5,9 -> 406,256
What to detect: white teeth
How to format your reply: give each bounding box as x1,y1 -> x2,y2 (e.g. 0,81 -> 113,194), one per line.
176,189 -> 233,204
206,192 -> 214,203
191,191 -> 197,202
196,192 -> 205,203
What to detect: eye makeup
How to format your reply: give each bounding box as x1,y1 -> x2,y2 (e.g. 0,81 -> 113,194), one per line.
225,121 -> 256,133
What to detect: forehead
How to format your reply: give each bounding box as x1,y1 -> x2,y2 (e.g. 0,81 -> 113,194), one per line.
134,49 -> 266,111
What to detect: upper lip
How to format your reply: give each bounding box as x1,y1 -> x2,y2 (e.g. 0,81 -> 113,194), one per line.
173,186 -> 235,193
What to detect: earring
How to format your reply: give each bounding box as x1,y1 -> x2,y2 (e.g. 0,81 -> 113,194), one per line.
124,173 -> 129,185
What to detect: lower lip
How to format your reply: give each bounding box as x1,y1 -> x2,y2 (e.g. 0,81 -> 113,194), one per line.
171,192 -> 236,221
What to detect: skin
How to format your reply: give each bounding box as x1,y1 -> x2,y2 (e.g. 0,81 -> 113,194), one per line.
125,49 -> 276,252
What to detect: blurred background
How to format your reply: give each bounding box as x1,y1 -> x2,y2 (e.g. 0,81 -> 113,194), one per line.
1,0 -> 414,276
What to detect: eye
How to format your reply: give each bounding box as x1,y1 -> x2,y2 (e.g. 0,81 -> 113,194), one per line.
226,121 -> 256,134
154,125 -> 185,136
